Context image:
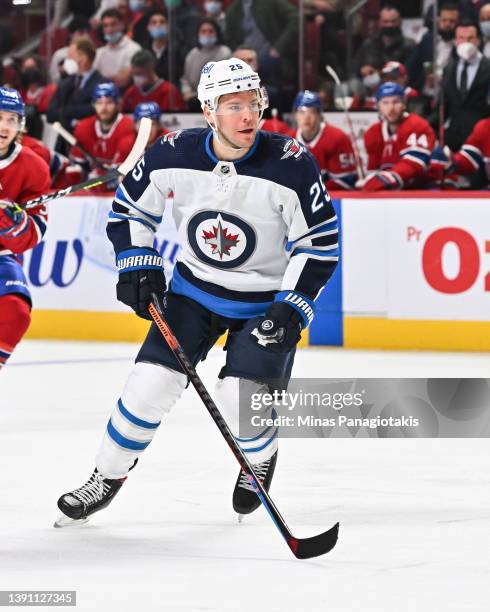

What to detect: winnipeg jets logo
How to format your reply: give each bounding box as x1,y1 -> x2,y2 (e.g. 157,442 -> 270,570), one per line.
202,217 -> 240,259
162,130 -> 182,147
187,210 -> 256,269
281,138 -> 304,160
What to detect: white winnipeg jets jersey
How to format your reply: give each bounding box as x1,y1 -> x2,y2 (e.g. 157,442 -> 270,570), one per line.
108,128 -> 339,321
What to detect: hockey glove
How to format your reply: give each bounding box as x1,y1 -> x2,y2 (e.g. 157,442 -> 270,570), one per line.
0,200 -> 28,238
356,171 -> 403,191
251,300 -> 307,353
116,247 -> 166,320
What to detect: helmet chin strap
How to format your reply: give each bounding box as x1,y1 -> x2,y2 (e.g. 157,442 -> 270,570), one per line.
205,104 -> 265,154
209,112 -> 247,152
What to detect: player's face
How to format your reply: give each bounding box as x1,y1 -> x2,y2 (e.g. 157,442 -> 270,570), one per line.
295,107 -> 321,139
378,96 -> 405,124
94,97 -> 119,124
0,111 -> 20,154
213,91 -> 261,149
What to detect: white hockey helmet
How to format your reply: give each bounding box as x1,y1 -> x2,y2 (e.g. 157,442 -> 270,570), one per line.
197,57 -> 268,114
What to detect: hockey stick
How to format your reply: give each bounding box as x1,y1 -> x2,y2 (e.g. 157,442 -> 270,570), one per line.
22,117 -> 152,210
148,296 -> 339,559
326,65 -> 365,179
52,121 -> 109,171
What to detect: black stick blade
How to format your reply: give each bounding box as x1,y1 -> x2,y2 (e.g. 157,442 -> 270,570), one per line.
288,522 -> 340,559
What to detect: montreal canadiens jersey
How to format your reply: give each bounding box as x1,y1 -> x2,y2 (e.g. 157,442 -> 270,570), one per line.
453,118 -> 490,181
293,123 -> 357,190
364,113 -> 435,188
108,128 -> 339,320
0,143 -> 50,256
70,114 -> 134,168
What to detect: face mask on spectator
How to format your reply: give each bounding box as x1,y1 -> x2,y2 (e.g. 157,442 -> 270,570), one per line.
480,21 -> 490,39
199,34 -> 217,48
21,68 -> 42,87
380,26 -> 401,38
363,72 -> 381,89
456,41 -> 478,61
149,25 -> 168,39
104,31 -> 123,45
63,58 -> 79,75
439,29 -> 455,41
205,1 -> 221,15
129,0 -> 144,11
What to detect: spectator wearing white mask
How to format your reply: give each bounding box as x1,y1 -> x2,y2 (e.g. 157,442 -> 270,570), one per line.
180,19 -> 231,109
441,19 -> 490,150
203,1 -> 226,35
93,8 -> 141,89
480,3 -> 490,57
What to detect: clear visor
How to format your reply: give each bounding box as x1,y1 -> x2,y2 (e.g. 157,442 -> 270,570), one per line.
214,86 -> 269,116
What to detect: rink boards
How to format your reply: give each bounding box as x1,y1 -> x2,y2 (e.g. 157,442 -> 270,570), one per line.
24,192 -> 490,351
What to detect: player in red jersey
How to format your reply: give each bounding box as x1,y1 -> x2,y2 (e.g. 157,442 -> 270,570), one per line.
291,90 -> 357,190
260,108 -> 290,135
0,88 -> 51,369
67,82 -> 134,193
431,118 -> 490,188
122,50 -> 185,113
113,102 -> 169,165
358,82 -> 436,191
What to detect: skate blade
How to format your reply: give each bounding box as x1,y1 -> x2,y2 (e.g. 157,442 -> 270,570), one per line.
53,514 -> 90,528
237,514 -> 244,524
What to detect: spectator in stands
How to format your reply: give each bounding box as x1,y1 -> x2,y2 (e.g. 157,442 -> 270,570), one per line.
19,55 -> 57,114
130,0 -> 164,45
181,19 -> 231,110
47,37 -> 107,138
49,16 -> 93,83
406,4 -> 460,93
122,49 -> 185,111
480,3 -> 490,56
114,101 -> 168,164
225,0 -> 299,85
140,8 -> 184,85
350,56 -> 383,110
442,19 -> 490,150
357,82 -> 436,191
203,1 -> 226,35
93,8 -> 142,89
354,6 -> 416,73
291,90 -> 357,190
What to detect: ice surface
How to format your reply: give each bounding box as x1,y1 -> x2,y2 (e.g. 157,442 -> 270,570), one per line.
1,341 -> 489,611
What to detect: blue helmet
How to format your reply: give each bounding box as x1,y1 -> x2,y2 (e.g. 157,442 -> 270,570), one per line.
375,81 -> 405,102
293,90 -> 321,110
133,101 -> 161,122
92,82 -> 120,102
0,87 -> 25,117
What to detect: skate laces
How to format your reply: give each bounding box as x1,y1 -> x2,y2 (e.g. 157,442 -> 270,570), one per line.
71,471 -> 111,506
238,459 -> 271,492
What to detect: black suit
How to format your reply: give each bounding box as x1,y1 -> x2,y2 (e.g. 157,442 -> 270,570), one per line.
442,55 -> 490,151
46,69 -> 108,129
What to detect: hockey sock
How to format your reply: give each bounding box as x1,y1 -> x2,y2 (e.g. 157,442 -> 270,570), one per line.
215,377 -> 278,464
96,362 -> 187,478
0,294 -> 31,369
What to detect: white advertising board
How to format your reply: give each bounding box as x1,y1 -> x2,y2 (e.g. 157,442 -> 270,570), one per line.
22,196 -> 179,312
342,197 -> 490,321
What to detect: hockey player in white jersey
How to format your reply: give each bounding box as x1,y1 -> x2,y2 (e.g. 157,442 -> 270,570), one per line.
56,58 -> 339,525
